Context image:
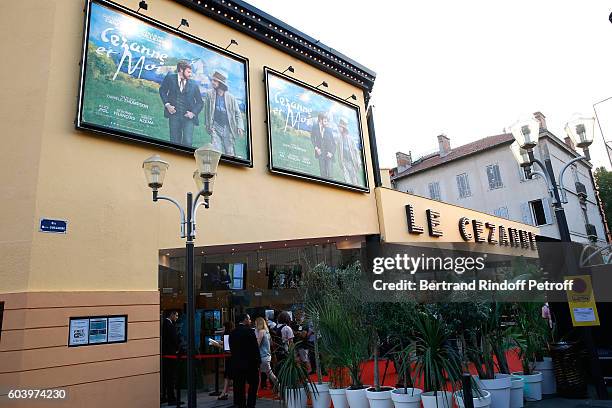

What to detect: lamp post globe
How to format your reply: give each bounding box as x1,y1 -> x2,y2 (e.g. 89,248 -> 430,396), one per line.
510,116 -> 540,150
194,144 -> 222,179
564,114 -> 595,150
510,141 -> 532,167
142,154 -> 169,189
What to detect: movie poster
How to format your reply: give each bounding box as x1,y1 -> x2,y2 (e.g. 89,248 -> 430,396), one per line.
265,69 -> 368,191
78,0 -> 251,163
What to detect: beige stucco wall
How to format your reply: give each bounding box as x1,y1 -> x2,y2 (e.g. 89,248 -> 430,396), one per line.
1,0 -> 380,294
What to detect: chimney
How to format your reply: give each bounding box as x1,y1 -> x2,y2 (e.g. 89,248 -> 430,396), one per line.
396,151 -> 412,172
564,136 -> 576,151
437,134 -> 451,157
533,112 -> 547,131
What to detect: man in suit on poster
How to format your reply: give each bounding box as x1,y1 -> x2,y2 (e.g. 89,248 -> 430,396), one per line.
159,60 -> 204,147
310,112 -> 336,178
229,313 -> 261,408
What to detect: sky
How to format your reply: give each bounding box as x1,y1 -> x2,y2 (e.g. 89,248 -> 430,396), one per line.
247,0 -> 612,170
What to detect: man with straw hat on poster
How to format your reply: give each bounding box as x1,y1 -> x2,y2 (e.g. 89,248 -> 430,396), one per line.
204,70 -> 245,156
337,117 -> 360,185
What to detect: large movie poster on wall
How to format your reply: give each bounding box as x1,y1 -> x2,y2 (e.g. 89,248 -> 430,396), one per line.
77,0 -> 251,164
264,68 -> 369,191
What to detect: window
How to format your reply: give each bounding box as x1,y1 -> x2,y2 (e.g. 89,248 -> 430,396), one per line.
406,187 -> 414,195
519,165 -> 532,181
528,198 -> 553,226
230,263 -> 245,290
456,173 -> 471,198
493,206 -> 509,219
428,182 -> 441,201
486,164 -> 503,189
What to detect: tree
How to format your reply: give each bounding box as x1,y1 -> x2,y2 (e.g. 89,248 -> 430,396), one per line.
594,167 -> 612,233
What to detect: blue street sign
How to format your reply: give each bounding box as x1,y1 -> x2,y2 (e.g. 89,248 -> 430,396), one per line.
39,218 -> 68,234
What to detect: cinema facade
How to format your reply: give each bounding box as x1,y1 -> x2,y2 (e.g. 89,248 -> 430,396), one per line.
0,0 -> 538,406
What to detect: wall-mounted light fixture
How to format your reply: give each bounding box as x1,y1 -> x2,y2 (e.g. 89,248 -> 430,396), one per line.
177,18 -> 189,30
344,94 -> 357,102
316,81 -> 328,90
225,39 -> 238,50
136,0 -> 148,13
282,66 -> 295,75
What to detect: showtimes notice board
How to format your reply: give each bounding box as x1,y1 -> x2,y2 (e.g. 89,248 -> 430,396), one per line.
68,315 -> 128,347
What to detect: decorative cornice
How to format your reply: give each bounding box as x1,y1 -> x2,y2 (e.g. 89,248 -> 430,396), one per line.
173,0 -> 376,96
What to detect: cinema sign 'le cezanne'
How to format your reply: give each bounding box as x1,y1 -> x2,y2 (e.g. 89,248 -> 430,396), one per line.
405,204 -> 538,250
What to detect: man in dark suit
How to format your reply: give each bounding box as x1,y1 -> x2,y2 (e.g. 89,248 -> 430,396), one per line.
161,310 -> 181,405
229,313 -> 261,408
159,60 -> 204,147
310,112 -> 336,178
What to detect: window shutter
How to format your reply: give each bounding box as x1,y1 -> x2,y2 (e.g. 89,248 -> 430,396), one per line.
518,165 -> 526,181
521,203 -> 533,225
542,197 -> 553,224
487,166 -> 494,189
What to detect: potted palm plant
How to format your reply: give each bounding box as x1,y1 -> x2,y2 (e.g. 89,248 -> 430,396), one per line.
390,341 -> 422,408
275,343 -> 316,408
412,310 -> 462,408
467,305 -> 512,408
308,308 -> 331,408
510,303 -> 547,402
318,298 -> 370,408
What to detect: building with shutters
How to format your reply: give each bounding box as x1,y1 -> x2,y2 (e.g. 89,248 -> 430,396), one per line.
391,112 -> 609,245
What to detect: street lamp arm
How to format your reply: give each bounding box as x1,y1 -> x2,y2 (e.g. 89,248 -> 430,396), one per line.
580,243 -> 612,267
529,169 -> 554,197
154,192 -> 187,238
559,156 -> 587,204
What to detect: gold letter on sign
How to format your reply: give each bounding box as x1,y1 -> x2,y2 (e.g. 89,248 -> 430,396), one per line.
499,226 -> 509,246
508,228 -> 521,247
426,209 -> 443,237
485,222 -> 497,244
459,217 -> 472,241
405,204 -> 424,234
472,220 -> 486,242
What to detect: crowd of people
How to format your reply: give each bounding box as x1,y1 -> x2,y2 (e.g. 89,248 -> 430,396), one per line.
161,309 -> 317,408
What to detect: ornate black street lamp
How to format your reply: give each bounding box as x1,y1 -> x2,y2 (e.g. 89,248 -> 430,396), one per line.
143,144 -> 222,408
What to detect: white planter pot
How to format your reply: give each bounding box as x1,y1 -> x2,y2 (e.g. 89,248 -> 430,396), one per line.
479,374 -> 511,408
312,383 -> 331,408
284,388 -> 308,408
330,388 -> 349,408
534,358 -> 556,395
510,376 -> 524,408
345,387 -> 369,408
454,390 -> 491,408
421,391 -> 453,408
366,387 -> 396,408
512,372 -> 542,402
391,388 -> 423,408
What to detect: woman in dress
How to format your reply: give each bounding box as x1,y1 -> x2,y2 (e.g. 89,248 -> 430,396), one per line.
255,317 -> 278,388
210,321 -> 234,400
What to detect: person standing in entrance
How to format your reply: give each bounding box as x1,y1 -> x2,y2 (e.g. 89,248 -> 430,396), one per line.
159,60 -> 204,147
229,313 -> 261,408
255,317 -> 278,388
161,310 -> 180,405
204,70 -> 245,156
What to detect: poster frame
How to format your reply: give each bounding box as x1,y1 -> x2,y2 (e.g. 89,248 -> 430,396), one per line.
68,314 -> 128,347
76,0 -> 254,167
263,67 -> 370,192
